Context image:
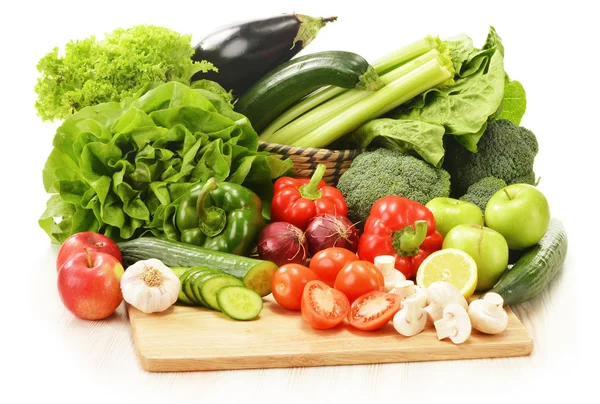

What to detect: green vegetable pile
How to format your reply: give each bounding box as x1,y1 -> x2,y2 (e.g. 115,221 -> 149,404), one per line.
39,81 -> 291,244
34,25 -> 216,121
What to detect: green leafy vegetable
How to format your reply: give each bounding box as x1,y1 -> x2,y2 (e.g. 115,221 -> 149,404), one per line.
39,81 -> 292,244
392,26 -> 506,152
34,25 -> 216,122
339,119 -> 446,167
497,78 -> 527,125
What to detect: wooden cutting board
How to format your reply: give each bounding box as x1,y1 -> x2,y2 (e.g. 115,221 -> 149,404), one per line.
127,295 -> 533,372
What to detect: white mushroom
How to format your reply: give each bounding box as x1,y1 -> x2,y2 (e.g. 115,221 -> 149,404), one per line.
374,255 -> 406,292
434,303 -> 472,344
424,281 -> 468,322
389,280 -> 416,301
468,292 -> 509,334
393,294 -> 427,337
413,285 -> 429,308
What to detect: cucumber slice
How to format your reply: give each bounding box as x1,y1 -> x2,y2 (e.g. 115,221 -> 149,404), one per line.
183,267 -> 217,305
171,266 -> 189,278
216,286 -> 263,321
178,267 -> 201,305
200,275 -> 244,311
191,271 -> 224,307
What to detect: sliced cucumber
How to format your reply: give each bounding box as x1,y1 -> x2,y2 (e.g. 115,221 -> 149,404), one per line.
118,237 -> 278,297
191,271 -> 224,307
200,275 -> 245,311
216,286 -> 264,321
170,266 -> 189,278
183,267 -> 215,305
177,268 -> 197,305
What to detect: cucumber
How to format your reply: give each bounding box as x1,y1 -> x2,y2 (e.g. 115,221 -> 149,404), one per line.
200,275 -> 245,311
177,267 -> 198,305
216,285 -> 264,321
191,270 -> 225,307
118,238 -> 277,297
486,218 -> 568,306
170,266 -> 189,278
234,50 -> 384,133
182,268 -> 205,305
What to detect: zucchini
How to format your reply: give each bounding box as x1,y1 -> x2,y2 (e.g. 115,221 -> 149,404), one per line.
234,50 -> 384,133
217,285 -> 264,321
486,218 -> 568,306
118,238 -> 277,297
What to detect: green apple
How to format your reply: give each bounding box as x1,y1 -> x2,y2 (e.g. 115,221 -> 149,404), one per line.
484,184 -> 550,250
425,197 -> 484,237
442,224 -> 509,292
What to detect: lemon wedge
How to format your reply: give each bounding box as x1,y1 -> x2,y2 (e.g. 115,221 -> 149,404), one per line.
416,248 -> 478,299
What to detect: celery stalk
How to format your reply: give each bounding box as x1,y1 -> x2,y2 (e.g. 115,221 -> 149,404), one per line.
258,36 -> 441,141
259,86 -> 345,141
371,35 -> 442,74
266,49 -> 441,145
289,56 -> 453,148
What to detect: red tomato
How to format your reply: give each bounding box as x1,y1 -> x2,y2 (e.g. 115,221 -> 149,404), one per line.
271,264 -> 318,310
346,291 -> 401,331
309,247 -> 358,287
334,260 -> 385,303
301,280 -> 350,330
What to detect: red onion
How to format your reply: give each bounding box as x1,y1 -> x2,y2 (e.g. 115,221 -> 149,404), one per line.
257,222 -> 308,267
305,214 -> 360,256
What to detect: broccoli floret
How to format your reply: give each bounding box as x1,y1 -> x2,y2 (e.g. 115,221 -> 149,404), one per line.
337,148 -> 451,225
459,176 -> 507,211
443,119 -> 539,196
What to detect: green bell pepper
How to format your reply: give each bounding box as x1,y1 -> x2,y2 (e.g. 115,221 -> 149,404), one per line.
175,178 -> 265,256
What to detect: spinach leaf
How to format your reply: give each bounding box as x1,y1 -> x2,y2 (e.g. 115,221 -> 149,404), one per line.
341,119 -> 446,167
390,26 -> 507,152
497,78 -> 527,125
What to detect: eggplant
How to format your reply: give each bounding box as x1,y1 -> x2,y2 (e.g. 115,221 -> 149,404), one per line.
191,13 -> 337,98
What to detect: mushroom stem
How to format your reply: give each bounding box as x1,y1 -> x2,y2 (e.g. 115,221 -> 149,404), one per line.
405,295 -> 424,324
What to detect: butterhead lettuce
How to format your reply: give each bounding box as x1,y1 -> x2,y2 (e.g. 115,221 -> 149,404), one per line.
39,81 -> 292,244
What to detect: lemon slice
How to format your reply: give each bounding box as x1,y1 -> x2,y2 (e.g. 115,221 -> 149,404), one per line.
416,248 -> 478,298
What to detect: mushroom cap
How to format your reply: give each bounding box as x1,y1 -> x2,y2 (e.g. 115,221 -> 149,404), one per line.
468,294 -> 509,334
424,281 -> 468,321
393,299 -> 427,337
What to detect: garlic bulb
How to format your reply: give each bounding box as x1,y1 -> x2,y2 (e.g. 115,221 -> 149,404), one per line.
120,258 -> 181,314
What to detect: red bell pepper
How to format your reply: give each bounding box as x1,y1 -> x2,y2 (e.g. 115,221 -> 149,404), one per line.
270,163 -> 348,230
357,196 -> 443,279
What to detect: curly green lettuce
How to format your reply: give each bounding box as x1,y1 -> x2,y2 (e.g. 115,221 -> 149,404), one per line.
34,25 -> 216,121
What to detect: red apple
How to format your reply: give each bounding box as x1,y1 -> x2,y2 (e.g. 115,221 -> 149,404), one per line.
57,249 -> 125,320
56,232 -> 122,272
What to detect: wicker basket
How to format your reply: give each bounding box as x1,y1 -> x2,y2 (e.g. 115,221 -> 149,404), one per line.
258,141 -> 364,186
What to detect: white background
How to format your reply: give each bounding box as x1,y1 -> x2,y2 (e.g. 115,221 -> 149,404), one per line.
1,0 -> 594,403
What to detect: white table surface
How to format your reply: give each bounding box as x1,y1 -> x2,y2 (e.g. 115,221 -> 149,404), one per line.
3,1 -> 592,403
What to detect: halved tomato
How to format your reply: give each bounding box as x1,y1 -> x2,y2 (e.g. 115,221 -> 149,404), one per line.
301,280 -> 350,330
346,291 -> 401,331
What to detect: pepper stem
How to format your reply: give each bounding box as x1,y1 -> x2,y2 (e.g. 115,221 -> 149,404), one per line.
196,178 -> 226,237
392,220 -> 428,257
298,164 -> 326,200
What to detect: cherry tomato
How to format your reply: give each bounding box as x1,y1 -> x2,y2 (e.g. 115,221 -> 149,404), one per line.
271,264 -> 318,310
309,247 -> 358,287
301,280 -> 350,330
334,260 -> 385,303
346,291 -> 401,331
